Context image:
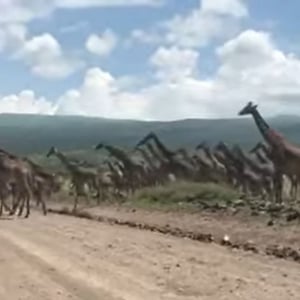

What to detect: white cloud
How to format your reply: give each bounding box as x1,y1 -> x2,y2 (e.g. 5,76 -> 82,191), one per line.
129,29 -> 161,45
0,23 -> 82,79
2,29 -> 300,120
55,68 -> 148,119
201,0 -> 248,18
0,23 -> 27,51
164,12 -> 233,49
0,0 -> 164,23
60,21 -> 89,34
56,0 -> 164,8
0,90 -> 54,114
141,78 -> 215,120
52,30 -> 300,119
0,0 -> 54,23
86,29 -> 117,57
150,46 -> 199,81
14,33 -> 83,79
217,30 -> 275,70
213,30 -> 300,115
130,0 -> 247,49
164,0 -> 247,48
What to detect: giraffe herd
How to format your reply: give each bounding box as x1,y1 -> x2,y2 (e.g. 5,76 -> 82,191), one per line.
1,102 -> 300,219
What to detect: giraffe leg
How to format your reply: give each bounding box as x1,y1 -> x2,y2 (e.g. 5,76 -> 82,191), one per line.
95,180 -> 101,204
10,196 -> 19,216
25,194 -> 30,218
292,176 -> 298,201
274,173 -> 283,204
18,193 -> 27,217
36,192 -> 41,207
0,196 -> 9,216
73,188 -> 79,212
0,198 -> 3,216
41,196 -> 47,215
18,199 -> 24,216
3,200 -> 12,215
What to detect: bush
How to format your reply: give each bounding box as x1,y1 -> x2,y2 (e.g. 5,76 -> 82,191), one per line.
130,181 -> 240,210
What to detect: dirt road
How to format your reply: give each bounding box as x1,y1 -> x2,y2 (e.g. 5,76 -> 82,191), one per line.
0,213 -> 300,300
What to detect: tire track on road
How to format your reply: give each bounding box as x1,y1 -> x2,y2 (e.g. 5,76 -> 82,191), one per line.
0,228 -> 124,300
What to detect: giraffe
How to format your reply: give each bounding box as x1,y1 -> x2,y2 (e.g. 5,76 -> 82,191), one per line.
144,143 -> 173,183
232,145 -> 274,199
135,147 -> 157,170
175,148 -> 206,182
175,148 -> 195,168
102,159 -> 125,198
0,150 -> 35,218
196,142 -> 226,181
46,147 -> 101,211
95,143 -> 144,193
235,145 -> 275,181
135,132 -> 191,179
238,101 -> 300,202
134,147 -> 159,186
250,141 -> 296,200
250,142 -> 271,164
24,158 -> 61,214
195,143 -> 215,168
0,179 -> 13,216
146,143 -> 167,167
215,142 -> 248,191
135,132 -> 175,160
213,142 -> 238,187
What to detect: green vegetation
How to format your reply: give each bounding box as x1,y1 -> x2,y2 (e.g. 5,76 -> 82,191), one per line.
128,181 -> 240,211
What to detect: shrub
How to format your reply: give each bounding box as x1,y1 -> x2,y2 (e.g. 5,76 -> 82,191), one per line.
130,181 -> 240,210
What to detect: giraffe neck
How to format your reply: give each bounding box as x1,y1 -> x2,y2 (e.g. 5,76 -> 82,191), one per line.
104,145 -> 117,158
202,146 -> 214,161
256,151 -> 268,164
55,152 -> 77,174
138,149 -> 156,169
147,144 -> 164,163
181,150 -> 194,165
250,109 -> 273,143
107,162 -> 119,177
221,145 -> 235,162
152,136 -> 173,159
105,145 -> 132,168
238,149 -> 259,171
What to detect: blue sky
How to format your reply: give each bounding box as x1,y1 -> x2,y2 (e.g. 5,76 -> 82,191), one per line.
0,0 -> 300,120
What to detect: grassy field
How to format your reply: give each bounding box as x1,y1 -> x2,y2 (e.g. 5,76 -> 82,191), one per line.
128,181 -> 241,211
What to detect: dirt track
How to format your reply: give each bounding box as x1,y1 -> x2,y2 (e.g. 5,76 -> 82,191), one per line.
1,213 -> 300,300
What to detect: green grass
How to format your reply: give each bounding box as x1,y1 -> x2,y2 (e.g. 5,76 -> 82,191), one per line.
128,181 -> 241,211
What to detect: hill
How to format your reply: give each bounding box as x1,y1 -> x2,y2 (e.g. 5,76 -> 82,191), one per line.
0,113 -> 300,156
0,113 -> 298,169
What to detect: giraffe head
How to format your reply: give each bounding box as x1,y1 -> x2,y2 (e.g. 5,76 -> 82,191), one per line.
238,101 -> 258,116
94,142 -> 104,150
215,141 -> 227,152
46,146 -> 57,157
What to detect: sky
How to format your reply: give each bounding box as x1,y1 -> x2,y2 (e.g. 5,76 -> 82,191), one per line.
0,0 -> 300,120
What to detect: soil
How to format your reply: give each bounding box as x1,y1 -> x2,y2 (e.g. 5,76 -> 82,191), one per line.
1,203 -> 300,300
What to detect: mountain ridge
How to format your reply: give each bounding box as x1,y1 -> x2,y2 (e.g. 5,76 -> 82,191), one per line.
0,113 -> 299,155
